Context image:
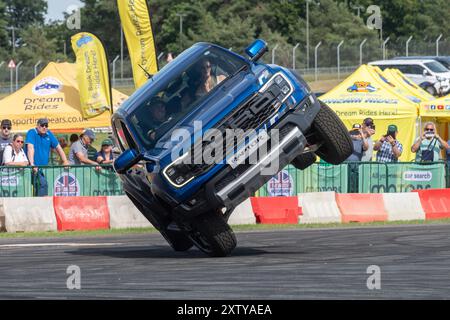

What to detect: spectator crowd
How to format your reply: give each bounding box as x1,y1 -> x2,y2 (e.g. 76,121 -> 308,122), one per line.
346,117 -> 450,165
2,115 -> 450,196
0,118 -> 117,196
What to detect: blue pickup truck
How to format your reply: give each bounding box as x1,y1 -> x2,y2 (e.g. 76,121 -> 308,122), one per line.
112,40 -> 352,257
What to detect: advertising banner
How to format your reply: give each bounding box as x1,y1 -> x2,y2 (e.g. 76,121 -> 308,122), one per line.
71,32 -> 112,119
42,167 -> 124,197
117,0 -> 158,88
358,162 -> 446,193
0,168 -> 33,197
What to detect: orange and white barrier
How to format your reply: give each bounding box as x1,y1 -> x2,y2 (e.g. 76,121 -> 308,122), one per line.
0,197 -> 56,233
413,189 -> 450,220
250,196 -> 300,224
2,190 -> 450,233
228,199 -> 256,225
383,193 -> 425,221
107,196 -> 153,229
53,196 -> 110,231
298,192 -> 341,224
336,193 -> 388,223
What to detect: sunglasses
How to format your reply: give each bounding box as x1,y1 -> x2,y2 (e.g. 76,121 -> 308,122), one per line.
15,140 -> 24,144
40,124 -> 49,128
2,126 -> 11,130
425,128 -> 434,132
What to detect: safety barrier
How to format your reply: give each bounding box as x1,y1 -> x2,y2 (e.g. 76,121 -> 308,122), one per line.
0,162 -> 447,199
250,196 -> 300,224
382,193 -> 425,221
228,199 -> 256,225
413,189 -> 450,220
336,193 -> 388,223
0,165 -> 124,198
108,196 -> 153,229
298,192 -> 341,224
1,197 -> 56,232
53,196 -> 110,231
257,161 -> 448,196
2,190 -> 450,233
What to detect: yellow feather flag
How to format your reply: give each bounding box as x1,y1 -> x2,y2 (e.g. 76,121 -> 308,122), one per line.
71,32 -> 113,119
117,0 -> 158,89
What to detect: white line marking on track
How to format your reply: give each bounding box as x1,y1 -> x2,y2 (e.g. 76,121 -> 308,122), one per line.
0,243 -> 122,249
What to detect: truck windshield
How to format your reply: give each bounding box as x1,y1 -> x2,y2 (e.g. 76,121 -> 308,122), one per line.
129,47 -> 247,149
424,61 -> 448,73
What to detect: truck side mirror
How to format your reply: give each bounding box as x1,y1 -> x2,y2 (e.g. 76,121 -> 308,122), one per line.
113,149 -> 143,174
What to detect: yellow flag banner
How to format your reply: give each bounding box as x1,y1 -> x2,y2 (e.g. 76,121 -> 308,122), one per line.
71,32 -> 112,119
117,0 -> 158,89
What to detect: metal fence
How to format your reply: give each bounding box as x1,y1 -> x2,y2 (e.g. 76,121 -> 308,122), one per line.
258,161 -> 449,196
0,161 -> 447,198
1,38 -> 448,93
0,165 -> 124,197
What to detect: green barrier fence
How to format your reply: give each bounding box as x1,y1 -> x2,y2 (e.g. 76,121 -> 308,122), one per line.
0,162 -> 447,198
0,167 -> 34,197
257,161 -> 448,196
358,162 -> 446,193
0,165 -> 124,197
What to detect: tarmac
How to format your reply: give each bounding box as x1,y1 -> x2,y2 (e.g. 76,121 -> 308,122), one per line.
1,224 -> 450,299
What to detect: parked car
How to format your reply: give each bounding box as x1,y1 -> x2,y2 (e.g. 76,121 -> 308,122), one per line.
394,56 -> 450,70
369,59 -> 450,96
112,40 -> 353,257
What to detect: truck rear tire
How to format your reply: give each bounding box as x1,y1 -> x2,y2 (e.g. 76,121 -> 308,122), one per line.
291,152 -> 317,170
312,101 -> 353,164
188,210 -> 237,257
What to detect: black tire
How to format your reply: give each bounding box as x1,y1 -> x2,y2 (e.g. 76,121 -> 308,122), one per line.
125,191 -> 194,252
188,210 -> 237,257
312,100 -> 353,164
291,152 -> 317,170
160,229 -> 194,252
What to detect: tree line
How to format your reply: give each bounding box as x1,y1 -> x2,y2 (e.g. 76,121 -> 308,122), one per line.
0,0 -> 448,67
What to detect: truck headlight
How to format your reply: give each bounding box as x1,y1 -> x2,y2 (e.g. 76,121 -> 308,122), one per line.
163,153 -> 196,188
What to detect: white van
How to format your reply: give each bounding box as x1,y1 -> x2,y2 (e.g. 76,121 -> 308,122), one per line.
369,59 -> 450,96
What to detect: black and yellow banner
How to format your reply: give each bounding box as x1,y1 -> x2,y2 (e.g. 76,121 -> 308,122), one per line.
71,32 -> 112,119
117,0 -> 158,89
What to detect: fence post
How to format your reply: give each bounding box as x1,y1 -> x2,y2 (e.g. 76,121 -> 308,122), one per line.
314,41 -> 322,81
112,55 -> 120,88
15,61 -> 23,91
272,44 -> 279,65
34,60 -> 42,78
382,37 -> 390,60
359,38 -> 367,65
337,40 -> 344,80
406,36 -> 413,57
292,43 -> 300,70
436,34 -> 443,56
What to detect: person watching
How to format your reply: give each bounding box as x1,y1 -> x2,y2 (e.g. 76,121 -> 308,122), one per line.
346,123 -> 368,161
68,129 -> 99,165
0,119 -> 13,164
411,122 -> 448,162
3,134 -> 29,167
374,124 -> 403,163
25,118 -> 69,196
96,139 -> 115,165
361,118 -> 376,162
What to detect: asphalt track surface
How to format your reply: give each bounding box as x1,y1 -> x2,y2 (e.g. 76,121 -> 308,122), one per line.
1,224 -> 450,299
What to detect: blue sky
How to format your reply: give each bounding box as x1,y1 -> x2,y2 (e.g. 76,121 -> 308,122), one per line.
46,0 -> 84,22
